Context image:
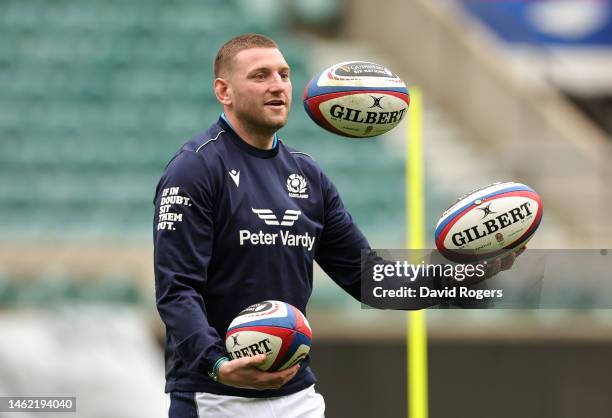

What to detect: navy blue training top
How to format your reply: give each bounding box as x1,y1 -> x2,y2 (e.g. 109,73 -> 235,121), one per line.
153,117 -> 371,397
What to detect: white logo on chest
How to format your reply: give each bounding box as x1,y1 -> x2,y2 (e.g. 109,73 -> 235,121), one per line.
239,208 -> 315,251
287,174 -> 308,199
252,208 -> 301,226
229,169 -> 240,187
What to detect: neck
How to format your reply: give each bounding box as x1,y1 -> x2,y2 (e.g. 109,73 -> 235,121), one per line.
224,112 -> 275,150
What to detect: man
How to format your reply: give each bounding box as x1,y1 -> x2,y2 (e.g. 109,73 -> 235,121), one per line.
154,33 -> 517,417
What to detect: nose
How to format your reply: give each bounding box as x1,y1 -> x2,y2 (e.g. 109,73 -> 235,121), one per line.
269,73 -> 288,92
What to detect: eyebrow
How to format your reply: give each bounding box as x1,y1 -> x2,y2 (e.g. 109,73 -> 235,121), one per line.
247,66 -> 291,75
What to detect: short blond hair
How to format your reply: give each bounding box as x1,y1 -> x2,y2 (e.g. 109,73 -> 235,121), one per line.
214,33 -> 278,78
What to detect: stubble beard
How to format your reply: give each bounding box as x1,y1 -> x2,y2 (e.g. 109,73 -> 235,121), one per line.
236,105 -> 289,136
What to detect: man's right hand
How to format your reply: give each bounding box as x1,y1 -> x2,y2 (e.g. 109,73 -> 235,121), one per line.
217,354 -> 301,390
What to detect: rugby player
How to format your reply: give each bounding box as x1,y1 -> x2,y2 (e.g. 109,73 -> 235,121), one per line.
153,33 -> 518,418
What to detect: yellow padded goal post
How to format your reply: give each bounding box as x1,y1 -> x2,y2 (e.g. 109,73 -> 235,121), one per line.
405,87 -> 428,418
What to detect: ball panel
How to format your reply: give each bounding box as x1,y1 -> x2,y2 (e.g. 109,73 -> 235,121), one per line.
278,344 -> 310,371
228,316 -> 295,330
316,61 -> 405,88
225,329 -> 284,371
440,194 -> 540,250
291,305 -> 312,340
268,329 -> 297,371
227,316 -> 296,331
303,68 -> 408,101
305,90 -> 409,138
273,328 -> 311,371
506,193 -> 543,250
227,300 -> 291,330
304,95 -> 361,137
305,81 -> 409,100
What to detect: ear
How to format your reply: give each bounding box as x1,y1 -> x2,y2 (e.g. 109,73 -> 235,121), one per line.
214,78 -> 232,106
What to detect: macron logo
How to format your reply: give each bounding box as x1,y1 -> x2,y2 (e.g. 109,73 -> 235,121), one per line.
229,170 -> 240,187
252,208 -> 301,227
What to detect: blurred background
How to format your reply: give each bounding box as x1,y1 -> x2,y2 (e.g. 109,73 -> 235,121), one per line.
1,0 -> 612,417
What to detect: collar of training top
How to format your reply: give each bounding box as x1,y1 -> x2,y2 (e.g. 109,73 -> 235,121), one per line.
218,117 -> 280,159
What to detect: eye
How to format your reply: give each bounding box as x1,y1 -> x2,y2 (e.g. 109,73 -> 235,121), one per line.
280,72 -> 290,80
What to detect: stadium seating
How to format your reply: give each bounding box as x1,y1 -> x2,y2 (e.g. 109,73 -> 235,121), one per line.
0,0 -> 406,245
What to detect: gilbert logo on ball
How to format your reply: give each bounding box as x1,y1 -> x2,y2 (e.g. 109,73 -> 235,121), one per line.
225,300 -> 312,372
435,182 -> 543,262
303,61 -> 409,138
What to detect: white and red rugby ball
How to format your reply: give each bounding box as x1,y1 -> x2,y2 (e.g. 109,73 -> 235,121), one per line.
225,300 -> 312,372
303,61 -> 410,138
435,182 -> 543,262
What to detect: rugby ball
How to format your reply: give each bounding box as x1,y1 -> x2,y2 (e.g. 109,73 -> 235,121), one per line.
303,61 -> 410,138
435,182 -> 543,262
225,300 -> 312,372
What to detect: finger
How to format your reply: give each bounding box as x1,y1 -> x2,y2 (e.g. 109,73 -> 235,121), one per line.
272,364 -> 300,386
500,252 -> 516,270
255,373 -> 286,390
234,370 -> 280,391
261,365 -> 296,382
235,354 -> 267,370
485,257 -> 501,278
254,364 -> 300,389
279,364 -> 300,382
282,363 -> 300,375
487,257 -> 500,272
283,364 -> 300,382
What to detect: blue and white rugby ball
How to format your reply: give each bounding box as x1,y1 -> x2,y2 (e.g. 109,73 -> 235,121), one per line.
303,61 -> 410,138
435,182 -> 543,262
225,300 -> 312,372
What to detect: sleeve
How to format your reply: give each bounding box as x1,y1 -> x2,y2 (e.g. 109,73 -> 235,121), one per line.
314,171 -> 447,308
153,151 -> 227,373
314,171 -> 371,301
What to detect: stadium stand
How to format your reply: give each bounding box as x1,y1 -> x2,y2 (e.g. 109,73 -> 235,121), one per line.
0,0 -> 405,245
